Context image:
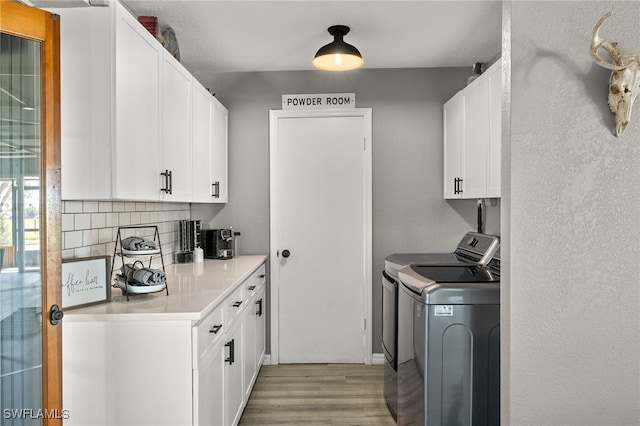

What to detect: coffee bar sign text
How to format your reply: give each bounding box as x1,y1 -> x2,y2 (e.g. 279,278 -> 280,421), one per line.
282,93 -> 356,110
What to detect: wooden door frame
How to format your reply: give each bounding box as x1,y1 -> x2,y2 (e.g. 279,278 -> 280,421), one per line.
0,2 -> 62,423
268,108 -> 372,365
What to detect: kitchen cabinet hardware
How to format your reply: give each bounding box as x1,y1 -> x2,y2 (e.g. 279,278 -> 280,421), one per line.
454,177 -> 463,194
209,324 -> 223,334
161,169 -> 173,194
256,299 -> 263,317
212,181 -> 220,198
259,274 -> 265,278
281,249 -> 291,258
232,301 -> 243,308
248,285 -> 256,291
49,304 -> 64,326
225,339 -> 235,364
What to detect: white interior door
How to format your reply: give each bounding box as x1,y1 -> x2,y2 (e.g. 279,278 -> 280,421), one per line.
270,109 -> 372,364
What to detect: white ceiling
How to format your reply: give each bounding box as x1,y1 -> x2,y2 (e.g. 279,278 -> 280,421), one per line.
118,0 -> 503,74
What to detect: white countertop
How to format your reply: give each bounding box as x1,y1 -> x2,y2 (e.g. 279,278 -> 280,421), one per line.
63,255 -> 267,322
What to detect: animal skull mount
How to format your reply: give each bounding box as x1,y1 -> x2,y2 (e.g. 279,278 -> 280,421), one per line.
591,11 -> 640,137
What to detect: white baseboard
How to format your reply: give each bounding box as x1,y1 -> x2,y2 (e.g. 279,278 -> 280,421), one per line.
263,353 -> 383,365
372,353 -> 385,365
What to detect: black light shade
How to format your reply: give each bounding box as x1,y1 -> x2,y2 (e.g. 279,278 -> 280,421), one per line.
312,25 -> 364,71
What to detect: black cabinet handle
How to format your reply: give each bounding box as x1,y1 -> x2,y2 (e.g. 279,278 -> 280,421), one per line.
225,339 -> 235,364
259,274 -> 266,279
232,301 -> 243,308
161,169 -> 172,194
281,249 -> 290,258
454,177 -> 464,194
256,299 -> 263,317
209,324 -> 222,334
248,285 -> 256,291
212,181 -> 220,198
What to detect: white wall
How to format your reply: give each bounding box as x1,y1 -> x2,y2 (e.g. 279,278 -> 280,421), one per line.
192,68 -> 501,353
504,1 -> 640,424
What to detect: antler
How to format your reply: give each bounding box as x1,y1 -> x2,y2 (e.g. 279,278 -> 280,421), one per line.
591,12 -> 626,71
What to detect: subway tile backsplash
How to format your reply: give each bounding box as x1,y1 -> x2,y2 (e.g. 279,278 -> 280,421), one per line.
61,200 -> 190,266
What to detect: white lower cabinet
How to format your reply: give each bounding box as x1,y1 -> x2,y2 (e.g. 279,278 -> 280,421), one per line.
194,339 -> 225,426
63,260 -> 266,426
224,320 -> 245,426
193,262 -> 266,426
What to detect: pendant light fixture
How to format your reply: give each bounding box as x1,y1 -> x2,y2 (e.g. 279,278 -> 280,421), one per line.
313,25 -> 364,71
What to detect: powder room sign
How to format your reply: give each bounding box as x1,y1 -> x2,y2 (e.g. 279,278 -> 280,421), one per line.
282,93 -> 356,110
62,255 -> 111,309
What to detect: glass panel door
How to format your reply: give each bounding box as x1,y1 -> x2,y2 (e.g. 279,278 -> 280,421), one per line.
0,31 -> 44,425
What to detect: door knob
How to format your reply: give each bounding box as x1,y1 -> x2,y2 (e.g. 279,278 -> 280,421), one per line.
281,249 -> 290,258
49,304 -> 64,326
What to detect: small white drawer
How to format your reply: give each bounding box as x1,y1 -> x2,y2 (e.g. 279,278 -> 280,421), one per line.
224,285 -> 244,328
194,304 -> 224,362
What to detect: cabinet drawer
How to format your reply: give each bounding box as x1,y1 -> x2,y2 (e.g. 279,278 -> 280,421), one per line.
224,285 -> 245,328
244,264 -> 266,301
194,305 -> 224,363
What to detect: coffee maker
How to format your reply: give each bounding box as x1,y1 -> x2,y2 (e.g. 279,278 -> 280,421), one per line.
202,229 -> 234,259
176,220 -> 201,263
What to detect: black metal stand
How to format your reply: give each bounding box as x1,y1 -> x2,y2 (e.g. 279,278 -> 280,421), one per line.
112,225 -> 168,301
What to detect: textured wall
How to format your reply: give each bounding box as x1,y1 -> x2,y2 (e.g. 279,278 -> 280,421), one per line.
192,68 -> 502,354
506,2 -> 640,424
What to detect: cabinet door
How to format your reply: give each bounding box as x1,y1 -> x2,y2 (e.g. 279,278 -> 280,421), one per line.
443,92 -> 463,199
195,342 -> 225,426
224,322 -> 244,426
211,98 -> 229,203
192,80 -> 214,202
462,76 -> 490,199
55,6 -> 112,200
486,62 -> 502,198
255,288 -> 266,367
161,53 -> 192,202
243,298 -> 257,400
114,2 -> 162,201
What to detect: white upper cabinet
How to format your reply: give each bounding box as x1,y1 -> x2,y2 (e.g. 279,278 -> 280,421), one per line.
54,1 -> 227,203
443,92 -> 464,199
211,97 -> 229,203
191,80 -> 214,203
161,53 -> 193,202
192,80 -> 228,203
113,2 -> 163,201
486,64 -> 502,198
443,60 -> 502,199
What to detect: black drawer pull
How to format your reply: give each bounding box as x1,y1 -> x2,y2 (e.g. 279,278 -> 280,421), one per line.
232,301 -> 243,308
209,324 -> 222,334
225,339 -> 235,364
248,285 -> 256,291
256,299 -> 263,317
259,274 -> 266,278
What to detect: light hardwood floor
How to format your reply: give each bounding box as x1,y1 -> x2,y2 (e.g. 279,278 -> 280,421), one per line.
239,364 -> 396,426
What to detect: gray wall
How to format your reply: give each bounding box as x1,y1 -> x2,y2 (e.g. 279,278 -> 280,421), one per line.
504,1 -> 640,424
192,68 -> 501,353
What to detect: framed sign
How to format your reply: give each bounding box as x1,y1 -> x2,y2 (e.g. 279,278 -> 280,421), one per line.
62,256 -> 111,309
